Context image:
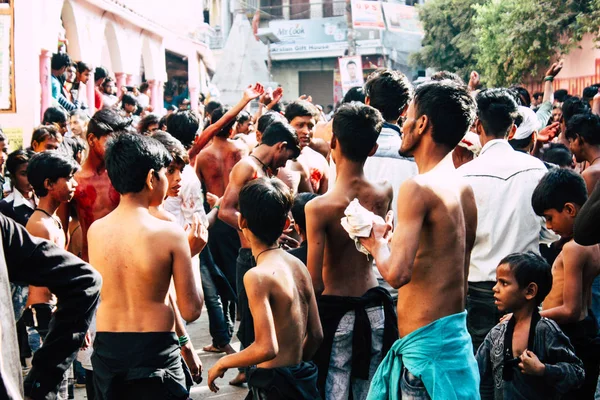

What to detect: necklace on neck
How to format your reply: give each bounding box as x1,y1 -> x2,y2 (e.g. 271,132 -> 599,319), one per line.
591,156 -> 600,166
254,246 -> 280,265
34,208 -> 62,230
250,154 -> 273,177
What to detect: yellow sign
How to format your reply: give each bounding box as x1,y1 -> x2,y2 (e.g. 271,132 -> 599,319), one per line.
2,127 -> 23,151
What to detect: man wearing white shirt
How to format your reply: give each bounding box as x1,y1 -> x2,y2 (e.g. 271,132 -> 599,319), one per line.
458,88 -> 555,354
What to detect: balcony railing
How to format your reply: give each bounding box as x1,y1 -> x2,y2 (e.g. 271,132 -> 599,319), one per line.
259,0 -> 346,20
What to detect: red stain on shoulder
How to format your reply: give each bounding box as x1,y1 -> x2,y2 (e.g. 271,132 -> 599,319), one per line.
309,168 -> 323,192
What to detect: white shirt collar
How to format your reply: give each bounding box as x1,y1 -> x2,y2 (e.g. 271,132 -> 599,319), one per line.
7,189 -> 36,210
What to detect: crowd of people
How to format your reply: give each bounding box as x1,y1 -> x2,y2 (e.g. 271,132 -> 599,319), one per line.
3,51 -> 600,400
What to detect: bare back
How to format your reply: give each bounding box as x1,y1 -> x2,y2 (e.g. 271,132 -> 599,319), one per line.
247,251 -> 314,368
89,206 -> 199,332
196,138 -> 248,197
583,165 -> 600,196
394,168 -> 476,337
307,176 -> 392,296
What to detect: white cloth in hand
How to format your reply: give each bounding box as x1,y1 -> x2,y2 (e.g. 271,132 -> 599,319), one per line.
340,198 -> 385,257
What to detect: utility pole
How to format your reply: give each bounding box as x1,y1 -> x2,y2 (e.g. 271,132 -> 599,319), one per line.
345,0 -> 357,56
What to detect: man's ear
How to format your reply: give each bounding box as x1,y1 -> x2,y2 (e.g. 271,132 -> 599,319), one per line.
43,178 -> 52,192
237,212 -> 248,231
368,143 -> 379,157
330,135 -> 338,150
400,104 -> 408,117
524,282 -> 538,301
365,96 -> 371,106
506,124 -> 517,140
145,169 -> 155,190
417,114 -> 428,136
474,119 -> 484,137
564,202 -> 579,217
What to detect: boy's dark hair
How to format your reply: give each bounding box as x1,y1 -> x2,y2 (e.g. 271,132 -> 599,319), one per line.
102,76 -> 115,91
27,152 -> 80,197
42,107 -> 68,125
342,87 -> 365,104
76,61 -> 92,73
51,53 -> 71,70
105,133 -> 172,194
554,89 -> 569,103
166,110 -> 201,148
583,86 -> 599,101
509,86 -> 531,107
430,71 -> 465,86
499,252 -> 553,305
261,122 -> 301,159
6,149 -> 35,176
476,88 -> 519,138
138,114 -> 160,134
31,126 -> 60,147
347,60 -> 356,67
257,112 -> 285,134
151,130 -> 190,165
562,97 -> 590,125
541,143 -> 573,168
122,93 -> 138,107
88,108 -> 132,139
291,192 -> 318,234
332,102 -> 383,162
139,82 -> 149,93
532,168 -> 588,215
237,111 -> 251,124
284,100 -> 318,124
239,177 -> 293,246
211,107 -> 235,138
205,100 -> 222,118
532,92 -> 543,101
565,113 -> 600,145
364,68 -> 413,122
414,80 -> 476,148
94,66 -> 108,81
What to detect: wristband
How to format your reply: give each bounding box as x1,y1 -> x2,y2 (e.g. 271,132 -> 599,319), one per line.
178,335 -> 189,346
544,76 -> 554,82
213,204 -> 220,210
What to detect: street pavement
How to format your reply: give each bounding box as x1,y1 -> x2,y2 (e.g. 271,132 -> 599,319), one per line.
74,307 -> 248,399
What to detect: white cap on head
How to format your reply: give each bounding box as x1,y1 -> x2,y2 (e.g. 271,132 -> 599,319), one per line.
513,106 -> 538,140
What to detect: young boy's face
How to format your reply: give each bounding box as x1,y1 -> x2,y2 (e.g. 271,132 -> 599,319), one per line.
14,163 -> 33,198
150,167 -> 169,205
290,116 -> 315,149
165,161 -> 184,198
493,263 -> 527,312
542,207 -> 575,238
50,173 -> 78,202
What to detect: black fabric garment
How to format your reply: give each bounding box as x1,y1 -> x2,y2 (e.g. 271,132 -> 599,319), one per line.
22,303 -> 56,340
313,286 -> 398,396
502,309 -> 541,381
382,122 -> 401,136
0,198 -> 34,227
559,315 -> 600,399
201,243 -> 236,302
245,362 -> 321,400
236,248 -> 255,349
287,241 -> 307,266
208,216 -> 241,297
0,214 -> 101,399
92,332 -> 188,400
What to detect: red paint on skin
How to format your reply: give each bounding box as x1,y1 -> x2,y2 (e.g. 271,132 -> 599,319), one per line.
309,168 -> 323,192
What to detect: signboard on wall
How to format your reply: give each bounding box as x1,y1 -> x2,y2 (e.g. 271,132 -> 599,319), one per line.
268,17 -> 381,56
381,3 -> 424,35
351,0 -> 385,30
0,10 -> 14,111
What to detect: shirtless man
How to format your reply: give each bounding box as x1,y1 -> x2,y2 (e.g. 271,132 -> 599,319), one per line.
305,102 -> 398,399
208,178 -> 322,398
532,168 -> 600,398
219,122 -> 300,384
24,151 -> 79,400
284,101 -> 329,194
359,80 -> 480,399
565,113 -> 600,195
61,108 -> 128,261
89,133 -> 202,399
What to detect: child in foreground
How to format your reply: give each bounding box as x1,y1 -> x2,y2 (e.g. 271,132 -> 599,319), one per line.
207,177 -> 323,399
476,252 -> 584,399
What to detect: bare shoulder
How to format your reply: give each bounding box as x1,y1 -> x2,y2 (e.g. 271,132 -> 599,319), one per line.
26,216 -> 52,241
562,239 -> 590,263
243,265 -> 276,291
305,190 -> 336,214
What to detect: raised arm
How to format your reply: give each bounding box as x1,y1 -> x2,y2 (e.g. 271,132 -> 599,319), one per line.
218,161 -> 254,229
540,243 -> 584,324
305,198 -> 327,295
171,227 -> 203,322
189,83 -> 265,160
360,179 -> 427,289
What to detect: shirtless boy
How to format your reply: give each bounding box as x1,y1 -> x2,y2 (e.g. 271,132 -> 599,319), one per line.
208,178 -> 322,399
284,101 -> 330,194
532,168 -> 600,398
360,80 -> 480,399
305,102 -> 398,399
63,108 -> 130,261
219,122 -> 300,384
89,134 -> 203,399
565,113 -> 600,194
24,151 -> 79,399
